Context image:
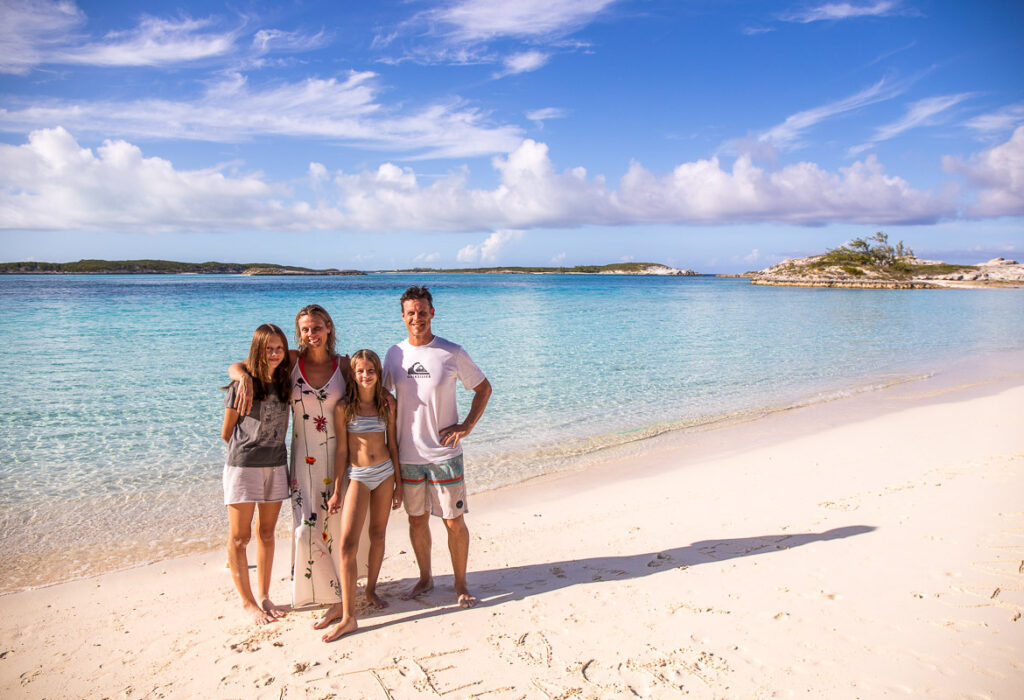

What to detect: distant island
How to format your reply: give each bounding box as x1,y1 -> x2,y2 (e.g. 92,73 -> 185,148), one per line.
390,263 -> 697,275
0,259 -> 364,275
748,233 -> 1024,288
0,260 -> 696,276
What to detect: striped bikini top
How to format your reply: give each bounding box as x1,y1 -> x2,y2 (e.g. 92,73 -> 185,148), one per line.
348,413 -> 386,434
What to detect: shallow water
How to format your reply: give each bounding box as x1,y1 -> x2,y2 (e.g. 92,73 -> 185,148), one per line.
2,273 -> 1023,592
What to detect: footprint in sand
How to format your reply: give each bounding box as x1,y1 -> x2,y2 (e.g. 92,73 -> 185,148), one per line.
487,631 -> 553,668
228,626 -> 281,653
647,552 -> 672,568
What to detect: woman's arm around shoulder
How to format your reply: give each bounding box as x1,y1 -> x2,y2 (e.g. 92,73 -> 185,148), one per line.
227,362 -> 253,416
336,353 -> 351,381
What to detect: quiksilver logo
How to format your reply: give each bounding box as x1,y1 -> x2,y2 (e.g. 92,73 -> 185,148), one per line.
407,362 -> 430,378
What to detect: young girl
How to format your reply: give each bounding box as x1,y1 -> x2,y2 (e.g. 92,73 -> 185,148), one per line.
322,349 -> 402,642
222,324 -> 292,625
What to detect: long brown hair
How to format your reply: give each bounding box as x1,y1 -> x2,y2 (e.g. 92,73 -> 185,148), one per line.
245,324 -> 291,402
342,349 -> 389,425
294,304 -> 336,356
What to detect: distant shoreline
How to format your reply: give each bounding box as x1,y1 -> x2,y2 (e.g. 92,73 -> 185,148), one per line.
0,259 -> 363,276
0,260 -> 700,276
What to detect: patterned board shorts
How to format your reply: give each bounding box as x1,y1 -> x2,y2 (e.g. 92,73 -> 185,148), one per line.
400,454 -> 467,520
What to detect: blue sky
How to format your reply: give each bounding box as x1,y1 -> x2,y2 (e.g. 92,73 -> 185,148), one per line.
0,0 -> 1021,272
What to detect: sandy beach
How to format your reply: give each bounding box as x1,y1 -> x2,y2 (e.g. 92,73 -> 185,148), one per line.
2,363 -> 1022,699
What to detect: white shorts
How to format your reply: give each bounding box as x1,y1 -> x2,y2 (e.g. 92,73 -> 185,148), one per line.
222,464 -> 289,505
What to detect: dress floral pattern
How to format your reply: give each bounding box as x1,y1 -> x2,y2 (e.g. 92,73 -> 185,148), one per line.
289,357 -> 345,606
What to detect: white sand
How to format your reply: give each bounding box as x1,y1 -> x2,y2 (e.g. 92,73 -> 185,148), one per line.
2,367 -> 1022,698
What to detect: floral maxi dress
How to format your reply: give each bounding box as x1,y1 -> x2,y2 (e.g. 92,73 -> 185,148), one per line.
289,357 -> 345,606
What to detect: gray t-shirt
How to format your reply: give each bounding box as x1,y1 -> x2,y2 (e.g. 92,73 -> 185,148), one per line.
224,382 -> 289,467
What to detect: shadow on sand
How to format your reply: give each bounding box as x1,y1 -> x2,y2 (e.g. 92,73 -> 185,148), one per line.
341,525 -> 876,635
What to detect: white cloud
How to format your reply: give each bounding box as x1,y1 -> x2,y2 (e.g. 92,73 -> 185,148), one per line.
414,252 -> 441,264
0,2 -> 240,72
756,78 -> 906,151
0,72 -> 523,159
614,153 -> 952,225
0,127 -> 280,231
432,0 -> 618,43
551,251 -> 567,264
494,50 -> 550,77
0,0 -> 85,74
382,0 -> 614,71
457,230 -> 524,263
309,162 -> 329,182
0,129 -> 966,234
964,103 -> 1024,136
849,93 -> 973,155
0,2 -> 332,73
781,2 -> 901,24
54,15 -> 237,67
943,126 -> 1024,217
526,107 -> 567,126
251,28 -> 328,54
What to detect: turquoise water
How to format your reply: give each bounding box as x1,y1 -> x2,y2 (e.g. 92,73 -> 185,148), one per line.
2,273 -> 1023,592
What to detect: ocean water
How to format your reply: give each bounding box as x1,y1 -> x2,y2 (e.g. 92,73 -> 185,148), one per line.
2,273 -> 1023,593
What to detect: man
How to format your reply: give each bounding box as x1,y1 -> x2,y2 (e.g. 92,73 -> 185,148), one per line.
383,285 -> 492,608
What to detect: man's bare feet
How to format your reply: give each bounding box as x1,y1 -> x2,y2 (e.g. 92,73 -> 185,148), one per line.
456,589 -> 477,609
365,590 -> 389,609
401,578 -> 434,600
261,597 -> 285,619
321,616 -> 358,642
245,602 -> 276,625
312,602 -> 343,629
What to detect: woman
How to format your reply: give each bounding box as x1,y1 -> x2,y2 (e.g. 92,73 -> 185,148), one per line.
230,304 -> 350,627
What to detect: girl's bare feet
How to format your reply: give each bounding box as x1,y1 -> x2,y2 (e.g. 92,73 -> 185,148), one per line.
321,616 -> 358,642
365,590 -> 389,609
261,597 -> 285,619
312,602 -> 343,629
245,602 -> 276,625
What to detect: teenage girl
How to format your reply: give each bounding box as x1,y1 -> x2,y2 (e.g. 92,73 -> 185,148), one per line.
322,349 -> 402,642
222,324 -> 291,625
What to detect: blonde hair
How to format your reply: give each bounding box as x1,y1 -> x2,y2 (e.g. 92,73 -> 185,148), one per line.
342,349 -> 389,425
294,304 -> 336,356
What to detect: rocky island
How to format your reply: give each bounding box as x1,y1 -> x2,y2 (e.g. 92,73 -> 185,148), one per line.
748,233 -> 1024,289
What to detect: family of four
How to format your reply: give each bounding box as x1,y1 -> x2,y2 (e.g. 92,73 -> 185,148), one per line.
220,286 -> 492,641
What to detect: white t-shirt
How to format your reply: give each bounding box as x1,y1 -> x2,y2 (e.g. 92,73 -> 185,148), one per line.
383,336 -> 486,464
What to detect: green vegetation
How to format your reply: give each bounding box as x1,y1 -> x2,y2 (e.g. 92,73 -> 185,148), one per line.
908,263 -> 978,276
0,259 -> 363,275
812,232 -> 915,274
797,233 -> 978,280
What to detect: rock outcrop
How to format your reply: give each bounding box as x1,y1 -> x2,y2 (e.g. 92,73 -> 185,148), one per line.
598,264 -> 697,276
750,256 -> 1024,288
927,258 -> 1024,283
